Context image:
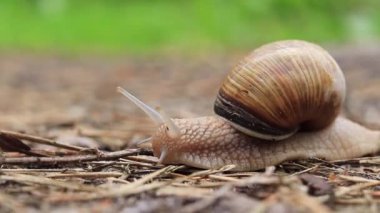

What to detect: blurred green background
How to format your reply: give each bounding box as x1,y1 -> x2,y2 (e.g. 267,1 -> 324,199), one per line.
0,0 -> 379,55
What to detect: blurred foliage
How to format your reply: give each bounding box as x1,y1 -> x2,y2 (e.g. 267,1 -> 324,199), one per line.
0,0 -> 379,54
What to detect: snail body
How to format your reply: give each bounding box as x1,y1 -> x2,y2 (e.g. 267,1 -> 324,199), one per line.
118,40 -> 380,172
151,116 -> 380,171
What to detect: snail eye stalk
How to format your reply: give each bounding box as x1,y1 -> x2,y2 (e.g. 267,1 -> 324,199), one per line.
117,87 -> 180,139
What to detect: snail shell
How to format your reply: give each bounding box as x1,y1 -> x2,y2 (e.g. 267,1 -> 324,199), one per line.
214,40 -> 346,140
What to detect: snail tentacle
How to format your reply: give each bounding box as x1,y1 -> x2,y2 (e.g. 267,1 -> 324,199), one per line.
158,148 -> 168,164
130,137 -> 152,147
117,86 -> 181,138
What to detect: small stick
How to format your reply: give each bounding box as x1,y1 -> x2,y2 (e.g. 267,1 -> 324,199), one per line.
335,181 -> 380,198
47,172 -> 124,179
124,155 -> 159,164
188,164 -> 236,178
336,198 -> 380,204
108,177 -> 130,184
118,158 -> 163,168
0,130 -> 85,151
338,175 -> 378,183
0,173 -> 98,192
156,185 -> 212,198
290,164 -> 320,176
1,149 -> 78,157
208,174 -> 239,182
90,161 -> 118,171
331,156 -> 380,165
0,149 -> 140,165
63,165 -> 180,201
47,181 -> 166,202
0,168 -> 86,173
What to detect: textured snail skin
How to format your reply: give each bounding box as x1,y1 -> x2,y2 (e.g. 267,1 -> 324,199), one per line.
151,116 -> 380,171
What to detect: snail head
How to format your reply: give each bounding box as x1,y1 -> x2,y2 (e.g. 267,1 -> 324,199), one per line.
117,87 -> 181,163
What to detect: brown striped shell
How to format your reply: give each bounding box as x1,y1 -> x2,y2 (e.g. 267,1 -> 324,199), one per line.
214,40 -> 346,141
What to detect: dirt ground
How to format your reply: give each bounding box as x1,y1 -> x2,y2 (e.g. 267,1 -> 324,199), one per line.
0,44 -> 379,213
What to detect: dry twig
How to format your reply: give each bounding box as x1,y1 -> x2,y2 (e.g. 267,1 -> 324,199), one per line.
0,173 -> 99,192
47,172 -> 124,179
0,149 -> 140,164
50,165 -> 181,201
335,181 -> 380,198
0,130 -> 85,151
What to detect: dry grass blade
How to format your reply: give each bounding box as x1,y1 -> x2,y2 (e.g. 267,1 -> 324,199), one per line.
338,175 -> 378,183
111,165 -> 180,190
290,164 -> 320,176
0,130 -> 85,151
165,165 -> 237,188
47,181 -> 166,202
277,187 -> 331,213
156,185 -> 212,198
232,174 -> 297,187
46,172 -> 124,179
0,149 -> 140,164
119,158 -> 163,168
188,164 -> 236,178
124,155 -> 159,164
172,182 -> 232,188
0,192 -> 25,212
208,174 -> 239,182
335,198 -> 380,204
335,181 -> 380,197
331,156 -> 380,165
223,172 -> 258,177
70,165 -> 181,200
358,157 -> 380,165
0,173 -> 99,192
0,168 -> 86,173
180,185 -> 231,212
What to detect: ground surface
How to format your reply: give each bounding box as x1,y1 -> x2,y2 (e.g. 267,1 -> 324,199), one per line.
0,44 -> 380,213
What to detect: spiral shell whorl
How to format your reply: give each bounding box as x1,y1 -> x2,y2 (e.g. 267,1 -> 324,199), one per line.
214,40 -> 346,140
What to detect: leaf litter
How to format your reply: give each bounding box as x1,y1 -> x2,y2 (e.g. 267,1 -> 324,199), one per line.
0,46 -> 380,212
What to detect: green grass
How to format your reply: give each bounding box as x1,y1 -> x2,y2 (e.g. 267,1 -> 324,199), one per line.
0,0 -> 379,55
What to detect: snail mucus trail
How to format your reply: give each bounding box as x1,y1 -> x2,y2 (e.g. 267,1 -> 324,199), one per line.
117,40 -> 380,171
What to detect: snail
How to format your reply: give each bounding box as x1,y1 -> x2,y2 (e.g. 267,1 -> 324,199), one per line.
117,40 -> 380,171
